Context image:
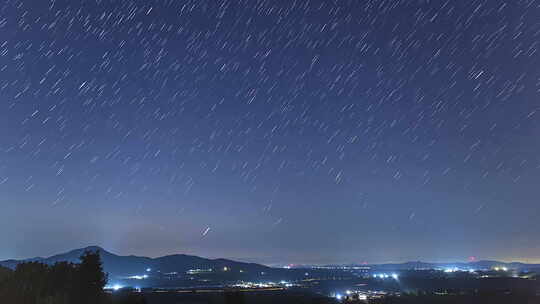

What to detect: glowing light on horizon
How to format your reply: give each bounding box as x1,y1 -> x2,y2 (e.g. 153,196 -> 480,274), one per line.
127,274 -> 148,280
105,283 -> 124,291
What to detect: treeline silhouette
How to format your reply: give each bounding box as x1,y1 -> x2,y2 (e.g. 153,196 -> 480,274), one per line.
0,250 -> 145,304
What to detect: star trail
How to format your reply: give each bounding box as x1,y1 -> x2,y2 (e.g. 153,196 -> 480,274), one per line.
0,0 -> 539,265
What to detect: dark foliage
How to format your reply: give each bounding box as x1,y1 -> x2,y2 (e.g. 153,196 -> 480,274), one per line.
0,265 -> 13,283
72,250 -> 108,304
0,250 -> 143,304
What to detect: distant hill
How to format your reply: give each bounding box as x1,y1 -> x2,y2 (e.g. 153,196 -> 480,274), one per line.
367,260 -> 540,271
306,260 -> 540,271
3,246 -> 539,281
0,246 -> 270,278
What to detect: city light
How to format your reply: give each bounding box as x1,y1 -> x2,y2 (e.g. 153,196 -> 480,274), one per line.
105,283 -> 125,291
127,274 -> 148,280
187,268 -> 213,274
335,290 -> 391,301
373,273 -> 399,280
232,280 -> 296,289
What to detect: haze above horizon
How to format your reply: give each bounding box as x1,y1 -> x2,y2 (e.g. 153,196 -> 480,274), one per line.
1,0 -> 539,265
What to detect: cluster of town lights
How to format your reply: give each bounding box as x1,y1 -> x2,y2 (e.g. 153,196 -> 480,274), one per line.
372,273 -> 399,279
127,274 -> 148,280
233,280 -> 293,288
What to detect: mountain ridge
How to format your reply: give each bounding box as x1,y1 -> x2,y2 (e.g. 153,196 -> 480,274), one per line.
302,260 -> 540,271
3,246 -> 539,277
0,246 -> 270,278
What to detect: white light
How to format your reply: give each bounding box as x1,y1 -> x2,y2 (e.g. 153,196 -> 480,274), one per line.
128,274 -> 149,280
501,267 -> 508,271
346,290 -> 351,295
391,273 -> 399,279
146,268 -> 151,272
444,268 -> 456,273
112,284 -> 122,291
335,293 -> 342,300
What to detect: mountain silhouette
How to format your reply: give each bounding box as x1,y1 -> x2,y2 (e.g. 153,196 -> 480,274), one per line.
3,246 -> 539,279
0,246 -> 270,277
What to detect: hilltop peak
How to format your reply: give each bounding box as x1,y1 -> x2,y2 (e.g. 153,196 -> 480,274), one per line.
80,245 -> 106,252
61,246 -> 115,258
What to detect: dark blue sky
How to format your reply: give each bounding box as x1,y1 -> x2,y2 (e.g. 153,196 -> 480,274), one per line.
1,0 -> 539,265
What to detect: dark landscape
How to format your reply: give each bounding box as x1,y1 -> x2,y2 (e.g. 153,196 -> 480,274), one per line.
1,247 -> 539,303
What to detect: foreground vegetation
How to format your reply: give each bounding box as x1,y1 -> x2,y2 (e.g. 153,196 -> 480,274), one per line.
1,252 -> 538,304
0,250 -> 145,304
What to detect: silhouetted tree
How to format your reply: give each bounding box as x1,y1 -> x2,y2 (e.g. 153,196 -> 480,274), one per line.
0,265 -> 12,283
5,262 -> 50,304
48,261 -> 76,302
73,250 -> 108,304
0,251 -> 152,304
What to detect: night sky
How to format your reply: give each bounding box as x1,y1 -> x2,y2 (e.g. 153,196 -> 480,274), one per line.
1,0 -> 539,265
